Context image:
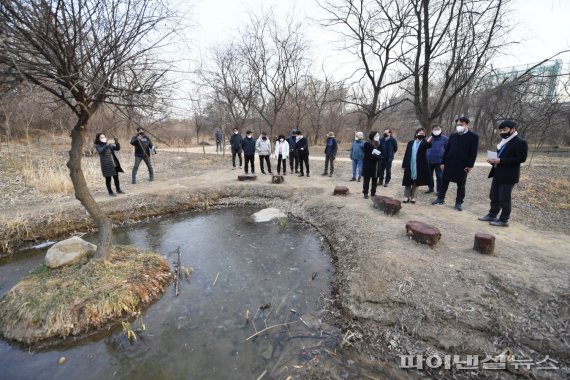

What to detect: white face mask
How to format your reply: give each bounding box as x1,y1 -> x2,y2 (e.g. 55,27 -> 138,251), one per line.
373,135 -> 380,141
456,125 -> 466,133
100,138 -> 107,143
279,138 -> 284,142
432,130 -> 441,136
296,136 -> 301,140
247,135 -> 252,139
234,131 -> 238,134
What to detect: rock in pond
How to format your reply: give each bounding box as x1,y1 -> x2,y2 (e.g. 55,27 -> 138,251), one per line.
45,236 -> 96,268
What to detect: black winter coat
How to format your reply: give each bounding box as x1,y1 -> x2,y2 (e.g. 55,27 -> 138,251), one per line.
488,135 -> 527,184
130,134 -> 153,157
96,142 -> 123,177
401,139 -> 432,186
230,133 -> 243,151
296,137 -> 309,156
442,131 -> 479,183
362,141 -> 381,178
241,137 -> 256,155
379,137 -> 398,162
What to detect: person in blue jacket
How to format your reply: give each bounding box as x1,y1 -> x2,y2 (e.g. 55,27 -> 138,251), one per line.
378,129 -> 398,187
350,132 -> 365,181
240,130 -> 256,175
426,125 -> 449,196
322,132 -> 338,177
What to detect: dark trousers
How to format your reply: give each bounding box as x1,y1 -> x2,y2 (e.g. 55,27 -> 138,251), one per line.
289,150 -> 299,172
105,175 -> 120,193
428,163 -> 443,194
489,178 -> 514,222
216,141 -> 222,153
362,176 -> 378,196
277,154 -> 287,174
324,155 -> 335,173
244,154 -> 255,174
259,155 -> 272,173
298,154 -> 309,175
378,159 -> 393,184
231,148 -> 242,167
132,155 -> 153,182
439,173 -> 467,204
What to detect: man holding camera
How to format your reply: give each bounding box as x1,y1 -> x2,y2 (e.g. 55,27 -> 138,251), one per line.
130,127 -> 155,184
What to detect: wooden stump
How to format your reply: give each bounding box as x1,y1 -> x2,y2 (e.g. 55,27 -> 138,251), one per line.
371,195 -> 401,215
271,175 -> 285,184
238,174 -> 257,181
333,186 -> 349,195
474,233 -> 495,254
405,221 -> 441,247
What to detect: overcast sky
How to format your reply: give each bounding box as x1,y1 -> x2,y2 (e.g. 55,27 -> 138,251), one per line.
190,0 -> 569,70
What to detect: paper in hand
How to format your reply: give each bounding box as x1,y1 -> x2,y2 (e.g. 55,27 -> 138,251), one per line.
372,149 -> 381,156
487,150 -> 498,160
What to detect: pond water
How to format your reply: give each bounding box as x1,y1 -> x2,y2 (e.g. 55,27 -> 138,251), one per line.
0,208 -> 336,380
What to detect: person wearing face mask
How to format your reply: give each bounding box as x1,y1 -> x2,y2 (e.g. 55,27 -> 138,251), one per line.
432,116 -> 479,211
274,134 -> 290,175
349,131 -> 365,181
361,131 -> 382,199
287,129 -> 299,174
229,127 -> 243,170
240,130 -> 256,175
322,132 -> 338,177
426,125 -> 449,195
401,128 -> 432,203
95,132 -> 124,196
256,132 -> 273,174
378,129 -> 398,187
478,120 -> 527,227
295,130 -> 310,177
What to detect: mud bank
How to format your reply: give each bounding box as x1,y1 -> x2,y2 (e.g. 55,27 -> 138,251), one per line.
1,181 -> 568,379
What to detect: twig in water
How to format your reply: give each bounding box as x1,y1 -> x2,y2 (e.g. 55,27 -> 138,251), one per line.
212,272 -> 220,286
256,370 -> 267,380
246,320 -> 299,341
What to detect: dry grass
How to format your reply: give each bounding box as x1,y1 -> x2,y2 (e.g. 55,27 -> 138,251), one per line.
0,246 -> 171,345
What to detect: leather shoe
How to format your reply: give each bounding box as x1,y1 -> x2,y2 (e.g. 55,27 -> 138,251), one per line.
490,220 -> 509,227
478,214 -> 497,222
431,198 -> 444,205
454,202 -> 463,211
363,194 -> 369,199
425,189 -> 434,194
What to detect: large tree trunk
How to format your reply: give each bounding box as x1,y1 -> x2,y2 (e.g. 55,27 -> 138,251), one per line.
67,111 -> 113,260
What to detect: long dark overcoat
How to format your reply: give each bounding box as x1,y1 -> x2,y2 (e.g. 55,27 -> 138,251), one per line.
442,131 -> 479,183
488,136 -> 528,184
401,139 -> 432,186
362,141 -> 381,178
96,142 -> 123,177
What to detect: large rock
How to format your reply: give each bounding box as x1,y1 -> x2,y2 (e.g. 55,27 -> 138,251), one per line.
405,221 -> 441,247
45,236 -> 96,268
371,195 -> 401,215
251,208 -> 287,223
474,233 -> 495,254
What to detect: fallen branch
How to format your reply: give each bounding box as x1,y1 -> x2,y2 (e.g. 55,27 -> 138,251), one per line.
245,320 -> 300,341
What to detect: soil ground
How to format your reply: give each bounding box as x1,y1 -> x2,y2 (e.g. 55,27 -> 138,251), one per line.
0,142 -> 569,379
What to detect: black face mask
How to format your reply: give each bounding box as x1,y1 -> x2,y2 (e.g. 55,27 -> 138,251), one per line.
262,136 -> 267,140
416,134 -> 425,140
383,133 -> 389,138
500,132 -> 512,139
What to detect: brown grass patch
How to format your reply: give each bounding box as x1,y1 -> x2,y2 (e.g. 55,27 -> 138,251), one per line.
0,246 -> 171,345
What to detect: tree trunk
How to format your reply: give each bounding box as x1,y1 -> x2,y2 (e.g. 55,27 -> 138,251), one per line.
66,111 -> 113,260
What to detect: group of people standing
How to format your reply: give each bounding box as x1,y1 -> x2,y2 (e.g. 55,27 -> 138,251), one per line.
95,127 -> 155,196
229,128 -> 311,176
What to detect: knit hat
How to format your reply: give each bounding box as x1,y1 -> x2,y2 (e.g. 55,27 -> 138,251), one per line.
498,120 -> 517,129
327,132 -> 335,138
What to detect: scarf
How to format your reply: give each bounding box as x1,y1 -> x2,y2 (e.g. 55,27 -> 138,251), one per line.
497,131 -> 518,151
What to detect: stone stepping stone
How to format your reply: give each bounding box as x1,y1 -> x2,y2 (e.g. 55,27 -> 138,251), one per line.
474,233 -> 495,254
371,195 -> 402,215
238,174 -> 257,181
272,175 -> 285,184
405,220 -> 441,247
333,186 -> 349,195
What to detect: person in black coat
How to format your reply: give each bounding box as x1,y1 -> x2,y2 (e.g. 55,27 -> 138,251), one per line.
240,130 -> 256,174
130,127 -> 154,184
362,131 -> 382,199
401,128 -> 432,203
478,120 -> 528,227
229,127 -> 243,169
295,130 -> 310,177
432,116 -> 479,211
95,132 -> 124,196
378,129 -> 398,187
322,131 -> 338,177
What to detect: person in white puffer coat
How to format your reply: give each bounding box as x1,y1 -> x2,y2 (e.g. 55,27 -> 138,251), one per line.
274,134 -> 290,175
256,132 -> 273,174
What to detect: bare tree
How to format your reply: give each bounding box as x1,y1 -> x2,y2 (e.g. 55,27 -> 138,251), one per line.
319,0 -> 413,132
241,9 -> 308,139
0,0 -> 175,259
405,0 -> 512,129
